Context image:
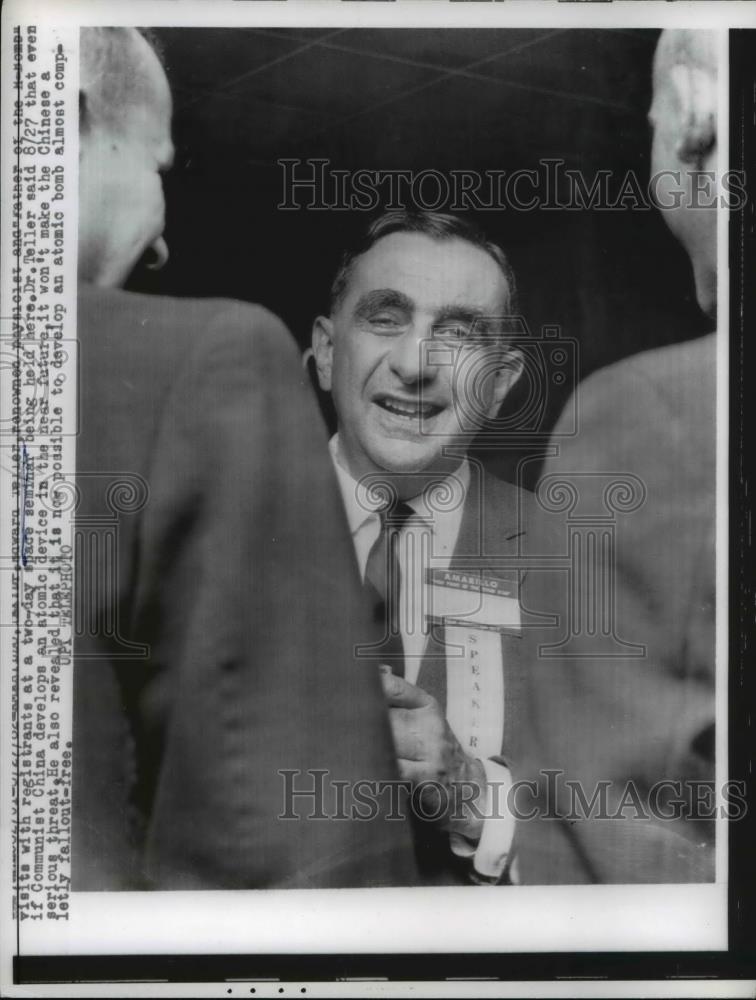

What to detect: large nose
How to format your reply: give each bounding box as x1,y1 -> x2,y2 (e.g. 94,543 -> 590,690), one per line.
145,235 -> 169,271
387,325 -> 436,384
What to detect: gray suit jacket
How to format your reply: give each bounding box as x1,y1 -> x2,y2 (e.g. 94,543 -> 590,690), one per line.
73,285 -> 419,890
515,334 -> 716,883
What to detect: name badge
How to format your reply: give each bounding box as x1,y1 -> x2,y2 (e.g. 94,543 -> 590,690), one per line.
445,625 -> 505,759
426,568 -> 521,632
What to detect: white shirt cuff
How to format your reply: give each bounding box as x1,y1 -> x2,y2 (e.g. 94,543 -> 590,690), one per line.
449,758 -> 515,880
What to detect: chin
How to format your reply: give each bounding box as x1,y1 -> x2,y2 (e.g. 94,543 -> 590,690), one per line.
374,448 -> 442,477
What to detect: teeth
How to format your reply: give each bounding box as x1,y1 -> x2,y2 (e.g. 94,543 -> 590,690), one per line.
381,399 -> 431,418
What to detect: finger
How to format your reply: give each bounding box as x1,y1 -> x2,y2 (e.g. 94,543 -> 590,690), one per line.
387,708 -> 426,761
396,759 -> 444,797
381,671 -> 434,709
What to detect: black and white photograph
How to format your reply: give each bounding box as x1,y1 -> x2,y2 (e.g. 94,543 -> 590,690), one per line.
1,0 -> 754,995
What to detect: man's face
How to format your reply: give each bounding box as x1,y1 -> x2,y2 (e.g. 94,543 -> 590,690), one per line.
649,66 -> 694,251
313,233 -> 520,482
648,47 -> 717,316
78,38 -> 174,288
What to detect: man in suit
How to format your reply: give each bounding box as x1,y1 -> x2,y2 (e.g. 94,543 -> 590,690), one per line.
514,29 -> 718,883
312,210 -> 537,883
72,28 -> 418,889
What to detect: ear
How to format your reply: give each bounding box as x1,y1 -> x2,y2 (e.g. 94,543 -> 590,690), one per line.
668,65 -> 717,166
489,349 -> 524,416
311,315 -> 335,392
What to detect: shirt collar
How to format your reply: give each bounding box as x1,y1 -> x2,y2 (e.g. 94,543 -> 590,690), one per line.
329,434 -> 470,541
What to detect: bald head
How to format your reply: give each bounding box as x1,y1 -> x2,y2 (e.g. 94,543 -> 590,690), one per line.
653,29 -> 717,89
80,29 -> 167,135
79,28 -> 174,287
649,29 -> 718,316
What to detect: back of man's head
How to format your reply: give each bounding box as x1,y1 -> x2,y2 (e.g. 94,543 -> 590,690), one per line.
653,30 -> 717,165
650,29 -> 718,316
80,28 -> 164,137
79,28 -> 173,288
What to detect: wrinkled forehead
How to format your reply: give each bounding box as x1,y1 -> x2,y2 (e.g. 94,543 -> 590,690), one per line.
343,233 -> 510,315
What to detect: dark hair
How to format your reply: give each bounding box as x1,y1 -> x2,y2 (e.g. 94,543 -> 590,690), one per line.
329,210 -> 517,315
79,27 -> 167,136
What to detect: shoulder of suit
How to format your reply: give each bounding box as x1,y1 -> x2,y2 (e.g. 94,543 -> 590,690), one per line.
547,333 -> 717,499
578,334 -> 716,417
548,333 -> 717,458
78,285 -> 294,368
76,287 -> 302,441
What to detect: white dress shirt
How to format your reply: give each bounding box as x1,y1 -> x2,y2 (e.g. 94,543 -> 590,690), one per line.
329,435 -> 515,880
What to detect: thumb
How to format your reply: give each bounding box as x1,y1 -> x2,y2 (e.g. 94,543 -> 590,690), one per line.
380,670 -> 433,709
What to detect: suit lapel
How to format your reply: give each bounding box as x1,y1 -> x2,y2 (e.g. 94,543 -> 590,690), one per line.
415,468 -> 527,761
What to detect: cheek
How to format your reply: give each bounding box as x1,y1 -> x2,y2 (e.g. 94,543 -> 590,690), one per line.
125,176 -> 166,257
440,366 -> 482,430
149,171 -> 166,214
436,361 -> 462,408
333,336 -> 382,404
98,165 -> 146,228
330,351 -> 360,416
133,170 -> 165,224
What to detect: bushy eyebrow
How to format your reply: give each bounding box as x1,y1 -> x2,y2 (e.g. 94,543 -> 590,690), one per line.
352,289 -> 414,319
351,291 -> 503,330
434,305 -> 489,327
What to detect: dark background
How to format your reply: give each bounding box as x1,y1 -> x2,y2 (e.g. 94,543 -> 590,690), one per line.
128,27 -> 713,484
21,30 -> 752,991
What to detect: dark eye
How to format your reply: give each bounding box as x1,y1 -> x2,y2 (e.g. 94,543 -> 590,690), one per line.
369,312 -> 402,330
434,325 -> 471,343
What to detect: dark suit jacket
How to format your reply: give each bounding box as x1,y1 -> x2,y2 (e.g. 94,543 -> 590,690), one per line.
416,462 -> 535,763
515,334 -> 716,883
410,462 -> 537,883
72,285 -> 418,890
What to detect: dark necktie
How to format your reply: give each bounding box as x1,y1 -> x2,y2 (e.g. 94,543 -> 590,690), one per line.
363,501 -> 415,677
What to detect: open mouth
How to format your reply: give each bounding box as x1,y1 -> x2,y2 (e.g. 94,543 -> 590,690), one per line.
375,396 -> 443,420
